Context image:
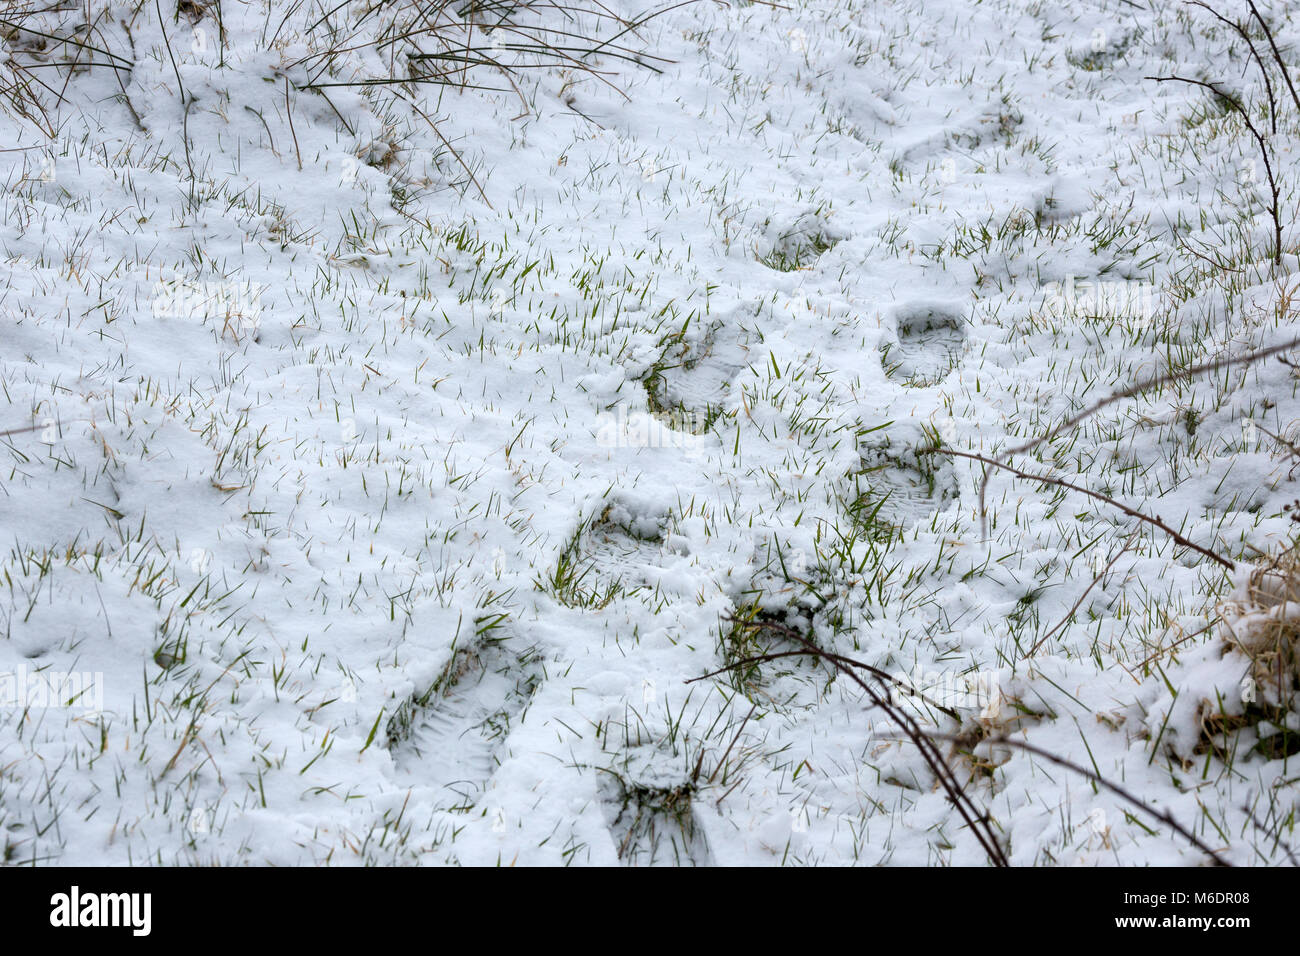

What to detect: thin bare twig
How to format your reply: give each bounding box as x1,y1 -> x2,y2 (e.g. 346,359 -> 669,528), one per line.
1246,0 -> 1300,117
923,734 -> 1231,866
709,616 -> 1010,865
1186,1 -> 1278,134
688,633 -> 963,722
939,447 -> 1235,569
1146,73 -> 1281,263
985,335 -> 1300,515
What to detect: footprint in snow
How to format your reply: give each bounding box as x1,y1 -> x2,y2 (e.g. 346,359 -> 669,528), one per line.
385,637 -> 542,808
599,770 -> 712,866
646,317 -> 757,429
852,443 -> 959,533
883,303 -> 967,387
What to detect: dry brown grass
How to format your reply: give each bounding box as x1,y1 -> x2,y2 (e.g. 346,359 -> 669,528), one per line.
1220,543 -> 1300,707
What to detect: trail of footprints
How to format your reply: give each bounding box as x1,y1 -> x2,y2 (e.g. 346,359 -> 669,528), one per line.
403,273 -> 972,849
570,99 -> 1023,860
544,500 -> 717,864
592,295 -> 969,855
851,302 -> 968,533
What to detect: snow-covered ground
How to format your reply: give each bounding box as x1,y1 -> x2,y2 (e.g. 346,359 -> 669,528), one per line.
3,0 -> 1300,865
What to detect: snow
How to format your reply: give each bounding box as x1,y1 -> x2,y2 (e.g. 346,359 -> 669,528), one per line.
1,0 -> 1299,865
